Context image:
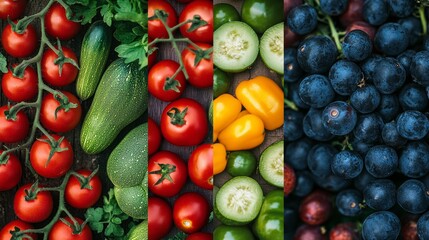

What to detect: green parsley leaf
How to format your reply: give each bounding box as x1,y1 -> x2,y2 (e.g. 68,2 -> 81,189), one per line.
115,39 -> 148,69
0,53 -> 7,74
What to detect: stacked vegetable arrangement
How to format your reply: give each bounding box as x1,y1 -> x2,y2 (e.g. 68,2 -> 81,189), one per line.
285,0 -> 429,239
147,0 -> 213,239
212,0 -> 284,239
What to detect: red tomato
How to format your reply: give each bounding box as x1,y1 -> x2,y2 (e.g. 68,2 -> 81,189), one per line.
160,98 -> 208,146
0,151 -> 22,191
182,43 -> 213,88
41,46 -> 78,87
65,169 -> 102,209
173,192 -> 210,233
148,197 -> 173,240
148,60 -> 186,102
0,220 -> 37,240
179,1 -> 213,43
30,134 -> 74,178
14,183 -> 53,223
1,22 -> 37,58
40,91 -> 82,133
2,65 -> 38,102
0,0 -> 27,20
148,38 -> 157,69
49,217 -> 92,240
148,151 -> 187,197
188,144 -> 213,190
148,0 -> 177,39
148,117 -> 162,155
186,232 -> 212,240
0,105 -> 29,143
44,3 -> 81,40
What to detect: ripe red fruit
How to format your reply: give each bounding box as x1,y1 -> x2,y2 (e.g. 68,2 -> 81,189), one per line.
294,224 -> 327,240
284,163 -> 296,195
339,0 -> 364,27
329,223 -> 360,240
346,21 -> 376,41
299,190 -> 332,225
401,215 -> 418,240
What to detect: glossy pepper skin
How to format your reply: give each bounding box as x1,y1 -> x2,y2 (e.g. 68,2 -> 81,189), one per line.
218,114 -> 265,151
213,93 -> 242,142
214,225 -> 255,240
254,190 -> 284,239
235,76 -> 283,130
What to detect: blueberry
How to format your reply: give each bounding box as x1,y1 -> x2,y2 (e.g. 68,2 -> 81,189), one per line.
353,113 -> 384,144
287,5 -> 318,35
396,110 -> 429,140
299,74 -> 335,108
377,94 -> 400,122
284,207 -> 298,233
365,145 -> 398,178
373,57 -> 406,94
361,55 -> 382,82
336,189 -> 363,217
411,51 -> 429,86
351,138 -> 373,156
382,121 -> 407,147
399,141 -> 429,178
398,17 -> 422,46
307,144 -> 337,178
417,211 -> 429,239
322,101 -> 357,136
388,0 -> 415,18
329,60 -> 363,96
320,0 -> 348,16
363,179 -> 396,211
424,36 -> 429,51
397,179 -> 429,214
363,0 -> 389,26
288,81 -> 310,109
303,108 -> 334,141
284,110 -> 304,142
332,150 -> 363,179
285,138 -> 313,170
374,23 -> 409,56
297,35 -> 338,74
342,30 -> 373,62
316,174 -> 350,192
284,48 -> 303,83
350,84 -> 380,114
354,169 -> 376,192
399,83 -> 428,111
397,50 -> 416,76
362,211 -> 400,240
293,171 -> 314,197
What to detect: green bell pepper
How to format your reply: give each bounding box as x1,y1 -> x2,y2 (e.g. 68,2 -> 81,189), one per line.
253,190 -> 284,239
214,225 -> 255,240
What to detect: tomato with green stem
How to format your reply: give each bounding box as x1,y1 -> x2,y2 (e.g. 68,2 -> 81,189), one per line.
41,46 -> 78,87
173,192 -> 210,233
65,169 -> 102,209
148,60 -> 186,102
0,151 -> 21,191
44,2 -> 81,40
49,217 -> 92,240
241,0 -> 284,34
1,22 -> 37,58
14,184 -> 53,223
214,3 -> 240,30
2,65 -> 38,102
148,0 -> 177,39
188,143 -> 213,190
0,105 -> 30,143
148,117 -> 162,155
182,43 -> 213,88
148,197 -> 173,240
0,220 -> 37,240
0,0 -> 27,20
179,1 -> 213,43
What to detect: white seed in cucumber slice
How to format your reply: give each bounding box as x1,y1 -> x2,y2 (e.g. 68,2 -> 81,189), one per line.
259,140 -> 284,188
216,176 -> 263,224
260,22 -> 284,74
214,21 -> 259,73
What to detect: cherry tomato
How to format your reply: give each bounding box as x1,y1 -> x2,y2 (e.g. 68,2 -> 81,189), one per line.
179,1 -> 213,43
44,2 -> 81,40
0,0 -> 27,20
41,46 -> 78,86
148,151 -> 187,197
0,151 -> 21,191
148,0 -> 177,39
14,183 -> 53,223
0,105 -> 29,143
148,197 -> 173,240
186,232 -> 212,240
40,91 -> 82,133
148,117 -> 162,155
182,43 -> 213,88
173,192 -> 210,233
160,98 -> 208,146
49,217 -> 92,240
149,60 -> 186,102
0,220 -> 37,240
30,134 -> 74,179
2,65 -> 38,102
65,169 -> 102,209
188,144 -> 213,190
1,22 -> 37,58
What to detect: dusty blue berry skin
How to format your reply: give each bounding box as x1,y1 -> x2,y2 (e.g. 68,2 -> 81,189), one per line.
375,23 -> 409,56
332,150 -> 363,179
288,81 -> 310,109
287,5 -> 318,35
299,74 -> 335,108
398,17 -> 422,46
284,110 -> 304,142
424,36 -> 429,51
362,211 -> 400,240
399,84 -> 428,111
397,110 -> 429,140
342,30 -> 373,62
363,0 -> 389,26
399,141 -> 429,178
293,171 -> 314,197
317,174 -> 350,192
354,169 -> 376,192
320,0 -> 348,16
397,179 -> 429,214
363,179 -> 396,211
377,94 -> 400,122
353,113 -> 384,144
397,50 -> 416,76
411,51 -> 429,86
365,145 -> 398,178
297,35 -> 337,74
336,189 -> 363,217
361,55 -> 382,83
284,48 -> 303,83
303,108 -> 334,141
350,84 -> 380,114
418,211 -> 429,239
322,101 -> 357,136
329,60 -> 363,96
307,144 -> 337,178
382,121 -> 407,147
388,0 -> 415,18
285,138 -> 312,170
373,57 -> 406,94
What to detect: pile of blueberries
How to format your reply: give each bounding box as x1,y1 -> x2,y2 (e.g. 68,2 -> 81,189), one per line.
285,0 -> 429,239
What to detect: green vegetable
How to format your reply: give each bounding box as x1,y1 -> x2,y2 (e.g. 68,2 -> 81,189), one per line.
214,225 -> 255,240
253,190 -> 284,239
107,123 -> 148,219
213,68 -> 231,98
128,221 -> 148,240
0,52 -> 7,73
260,22 -> 284,74
76,20 -> 112,100
214,3 -> 240,30
259,140 -> 284,187
80,58 -> 148,154
226,151 -> 257,177
241,0 -> 283,34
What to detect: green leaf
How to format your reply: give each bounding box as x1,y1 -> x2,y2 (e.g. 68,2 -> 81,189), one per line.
105,223 -> 114,236
167,231 -> 187,240
116,0 -> 133,12
64,0 -> 90,5
115,39 -> 148,69
85,207 -> 104,222
111,217 -> 122,224
113,21 -> 139,43
89,222 -> 104,233
112,224 -> 125,237
0,53 -> 7,74
68,1 -> 98,25
104,204 -> 114,213
101,2 -> 115,26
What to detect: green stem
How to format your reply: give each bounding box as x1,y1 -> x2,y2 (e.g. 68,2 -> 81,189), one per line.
284,99 -> 298,111
326,15 -> 342,52
419,6 -> 427,35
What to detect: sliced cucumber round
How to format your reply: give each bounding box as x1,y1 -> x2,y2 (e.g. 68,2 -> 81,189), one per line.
260,22 -> 284,74
215,176 -> 263,224
259,140 -> 284,187
214,21 -> 259,73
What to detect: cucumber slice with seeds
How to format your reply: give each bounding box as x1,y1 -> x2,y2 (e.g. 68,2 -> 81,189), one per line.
259,140 -> 284,187
260,22 -> 284,74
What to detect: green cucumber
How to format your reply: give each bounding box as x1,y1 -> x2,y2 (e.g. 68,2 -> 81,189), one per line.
259,140 -> 284,187
260,22 -> 284,74
76,21 -> 112,100
128,221 -> 148,239
80,58 -> 148,154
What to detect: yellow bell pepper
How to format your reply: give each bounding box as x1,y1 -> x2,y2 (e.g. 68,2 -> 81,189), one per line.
236,110 -> 250,119
235,76 -> 283,130
213,94 -> 242,142
213,143 -> 227,175
218,114 -> 265,151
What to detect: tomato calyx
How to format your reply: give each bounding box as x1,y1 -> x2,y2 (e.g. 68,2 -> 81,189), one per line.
7,18 -> 31,34
23,182 -> 41,201
53,92 -> 78,119
71,167 -> 99,190
4,106 -> 21,121
187,15 -> 208,32
9,226 -> 33,240
59,217 -> 86,235
0,152 -> 9,164
149,163 -> 177,185
190,48 -> 212,66
167,107 -> 188,126
149,9 -> 169,22
163,76 -> 182,92
52,42 -> 79,77
37,136 -> 69,166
